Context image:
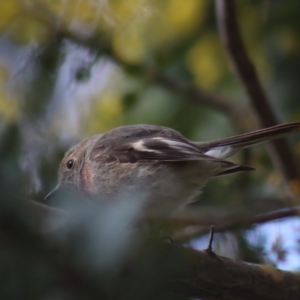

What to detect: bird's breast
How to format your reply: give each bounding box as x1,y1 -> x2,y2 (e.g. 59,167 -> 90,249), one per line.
81,161 -> 94,194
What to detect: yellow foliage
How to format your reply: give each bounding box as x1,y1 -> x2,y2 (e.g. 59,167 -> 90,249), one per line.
165,0 -> 207,37
35,0 -> 135,33
111,0 -> 209,63
0,0 -> 53,45
186,33 -> 226,88
0,63 -> 20,123
38,0 -> 74,18
0,0 -> 209,63
0,65 -> 18,122
43,0 -> 99,24
142,0 -> 208,51
111,0 -> 149,63
110,0 -> 146,26
0,65 -> 9,82
0,93 -> 19,122
85,93 -> 123,134
72,1 -> 100,24
8,16 -> 52,45
275,28 -> 300,55
113,24 -> 145,64
0,0 -> 22,32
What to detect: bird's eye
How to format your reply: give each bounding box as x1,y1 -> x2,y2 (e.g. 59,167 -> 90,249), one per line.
67,159 -> 74,170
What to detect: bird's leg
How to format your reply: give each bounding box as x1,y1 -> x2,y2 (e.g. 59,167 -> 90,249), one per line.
204,225 -> 216,255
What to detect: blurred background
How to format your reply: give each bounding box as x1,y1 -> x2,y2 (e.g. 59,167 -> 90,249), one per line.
0,1 -> 300,299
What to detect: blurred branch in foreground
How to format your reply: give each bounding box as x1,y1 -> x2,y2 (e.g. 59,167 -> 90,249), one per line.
2,198 -> 300,300
23,197 -> 300,245
215,0 -> 300,183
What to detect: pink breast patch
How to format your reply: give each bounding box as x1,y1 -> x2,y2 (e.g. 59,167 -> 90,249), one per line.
81,163 -> 94,194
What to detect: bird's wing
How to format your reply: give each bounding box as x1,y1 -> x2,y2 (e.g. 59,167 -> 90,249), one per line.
89,134 -> 254,175
90,134 -> 231,164
198,122 -> 300,159
91,135 -> 212,162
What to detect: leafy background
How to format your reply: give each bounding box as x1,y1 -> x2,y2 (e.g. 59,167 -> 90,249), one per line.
0,1 -> 300,298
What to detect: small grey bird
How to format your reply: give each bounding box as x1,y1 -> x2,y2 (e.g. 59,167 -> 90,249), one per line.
46,123 -> 300,217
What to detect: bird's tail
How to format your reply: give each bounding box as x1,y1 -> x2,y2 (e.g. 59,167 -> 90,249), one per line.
198,122 -> 300,159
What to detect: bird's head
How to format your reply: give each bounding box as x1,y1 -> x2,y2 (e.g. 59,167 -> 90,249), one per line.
45,136 -> 99,201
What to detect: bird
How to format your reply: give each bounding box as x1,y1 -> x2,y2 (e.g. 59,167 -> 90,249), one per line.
45,122 -> 300,217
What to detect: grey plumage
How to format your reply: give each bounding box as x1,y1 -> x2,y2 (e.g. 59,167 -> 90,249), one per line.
46,122 -> 300,217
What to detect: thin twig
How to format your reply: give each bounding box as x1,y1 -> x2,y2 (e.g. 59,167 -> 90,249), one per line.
173,206 -> 300,241
205,225 -> 215,254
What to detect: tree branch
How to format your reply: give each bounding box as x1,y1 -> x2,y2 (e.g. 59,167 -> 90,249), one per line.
23,198 -> 300,245
161,244 -> 300,300
4,198 -> 300,300
215,0 -> 300,182
19,197 -> 67,233
173,205 -> 300,241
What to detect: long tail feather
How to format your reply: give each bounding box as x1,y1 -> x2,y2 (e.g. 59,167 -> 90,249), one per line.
198,122 -> 300,159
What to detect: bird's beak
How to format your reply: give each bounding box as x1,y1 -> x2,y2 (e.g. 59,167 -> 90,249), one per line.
44,184 -> 62,201
45,183 -> 81,202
